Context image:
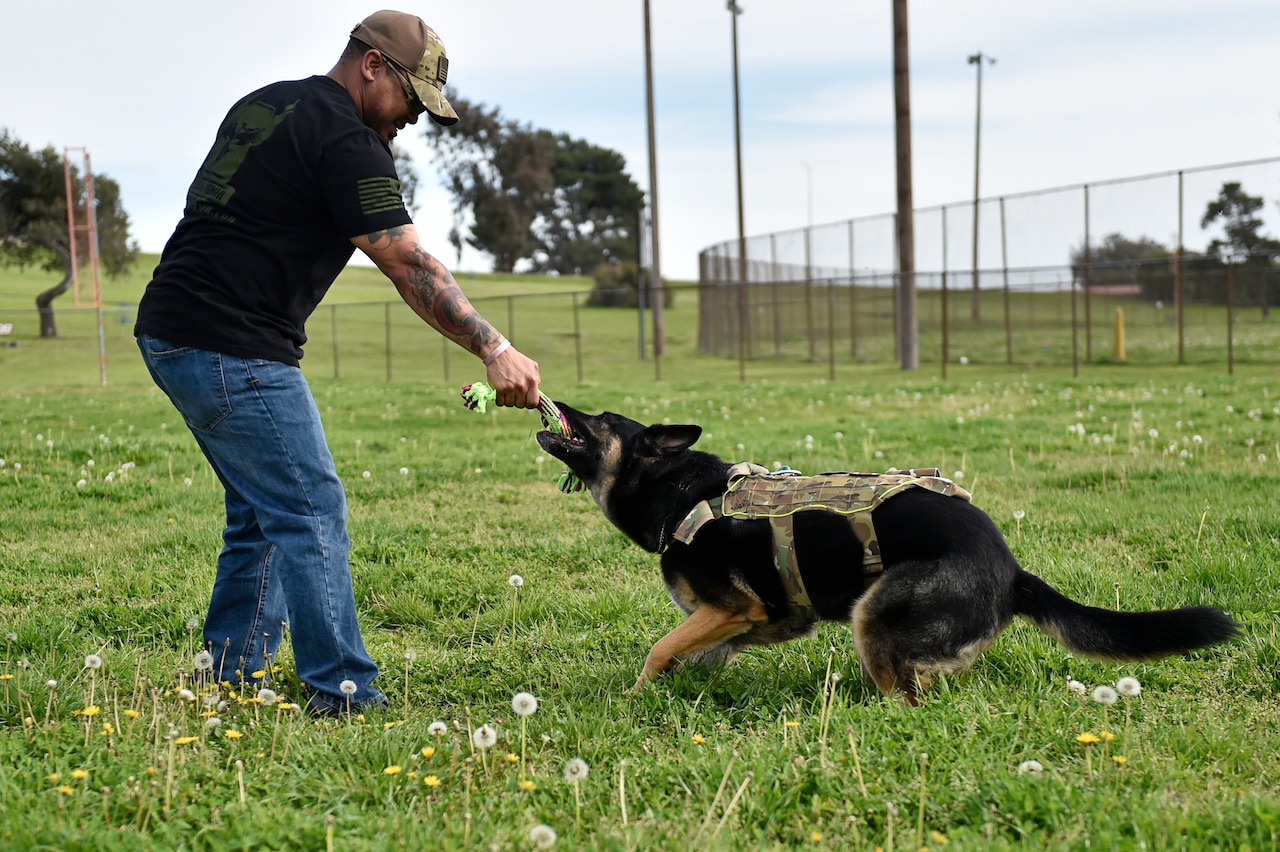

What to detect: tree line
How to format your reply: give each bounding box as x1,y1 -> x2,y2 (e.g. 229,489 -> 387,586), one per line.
1072,182 -> 1280,310
424,94 -> 645,280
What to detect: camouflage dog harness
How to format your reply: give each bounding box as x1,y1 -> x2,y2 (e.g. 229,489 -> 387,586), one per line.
670,465 -> 971,626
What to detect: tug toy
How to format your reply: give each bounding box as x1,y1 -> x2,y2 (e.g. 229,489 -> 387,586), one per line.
460,382 -> 584,493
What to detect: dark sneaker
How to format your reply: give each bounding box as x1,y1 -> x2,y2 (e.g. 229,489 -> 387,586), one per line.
304,691 -> 389,719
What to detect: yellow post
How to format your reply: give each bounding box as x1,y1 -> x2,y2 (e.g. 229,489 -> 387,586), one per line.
1113,307 -> 1126,362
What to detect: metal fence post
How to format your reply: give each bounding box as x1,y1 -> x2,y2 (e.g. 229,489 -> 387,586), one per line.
331,304 -> 340,379
1227,262 -> 1235,376
385,302 -> 392,382
572,291 -> 584,383
1083,184 -> 1093,363
1000,197 -> 1012,364
941,205 -> 949,378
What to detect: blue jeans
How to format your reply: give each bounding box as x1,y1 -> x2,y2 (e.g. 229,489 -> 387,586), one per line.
137,335 -> 384,710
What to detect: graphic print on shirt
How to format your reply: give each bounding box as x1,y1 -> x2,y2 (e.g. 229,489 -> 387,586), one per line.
189,99 -> 299,211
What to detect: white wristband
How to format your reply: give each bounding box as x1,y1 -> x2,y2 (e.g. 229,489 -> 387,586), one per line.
482,339 -> 512,366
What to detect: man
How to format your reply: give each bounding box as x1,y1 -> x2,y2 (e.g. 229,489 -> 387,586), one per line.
135,11 -> 540,716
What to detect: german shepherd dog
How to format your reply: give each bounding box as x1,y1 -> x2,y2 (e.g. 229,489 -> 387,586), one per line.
536,403 -> 1238,703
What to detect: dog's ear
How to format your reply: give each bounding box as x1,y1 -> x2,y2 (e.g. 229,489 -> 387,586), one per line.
641,424 -> 702,455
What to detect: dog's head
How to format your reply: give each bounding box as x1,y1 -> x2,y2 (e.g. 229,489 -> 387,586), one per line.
536,402 -> 710,547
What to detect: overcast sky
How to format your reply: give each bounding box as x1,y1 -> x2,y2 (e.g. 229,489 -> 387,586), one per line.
4,1 -> 1278,281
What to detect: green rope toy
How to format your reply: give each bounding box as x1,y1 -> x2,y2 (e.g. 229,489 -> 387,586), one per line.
460,382 -> 584,494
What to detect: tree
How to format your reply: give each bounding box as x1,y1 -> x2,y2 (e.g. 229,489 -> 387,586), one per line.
0,129 -> 138,337
531,135 -> 644,275
1201,182 -> 1280,314
425,96 -> 556,273
1201,181 -> 1279,264
1069,232 -> 1175,303
425,94 -> 644,276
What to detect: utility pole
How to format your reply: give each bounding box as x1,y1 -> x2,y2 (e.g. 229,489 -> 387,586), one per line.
967,51 -> 995,321
893,0 -> 917,369
642,0 -> 665,357
729,0 -> 749,369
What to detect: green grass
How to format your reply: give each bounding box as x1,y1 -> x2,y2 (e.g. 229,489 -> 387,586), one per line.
1,264 -> 1279,849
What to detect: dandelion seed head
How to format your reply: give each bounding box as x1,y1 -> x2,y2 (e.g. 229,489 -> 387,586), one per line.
1017,759 -> 1044,774
428,720 -> 448,737
185,618 -> 199,631
84,654 -> 102,670
564,758 -> 589,782
1092,685 -> 1118,706
177,689 -> 196,701
339,680 -> 358,696
511,691 -> 538,716
1013,510 -> 1026,520
1116,677 -> 1142,697
205,717 -> 222,730
472,724 -> 497,749
256,688 -> 277,705
194,650 -> 214,671
1067,679 -> 1087,696
508,574 -> 524,589
529,824 -> 557,849
46,679 -> 57,689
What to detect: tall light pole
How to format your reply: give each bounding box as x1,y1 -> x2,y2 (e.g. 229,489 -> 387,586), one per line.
967,51 -> 995,321
728,0 -> 749,368
642,0 -> 665,357
893,0 -> 917,369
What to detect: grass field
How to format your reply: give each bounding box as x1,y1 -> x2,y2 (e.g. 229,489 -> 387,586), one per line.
1,265 -> 1279,850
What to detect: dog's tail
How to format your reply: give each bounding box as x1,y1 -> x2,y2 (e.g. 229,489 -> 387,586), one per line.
1013,569 -> 1238,661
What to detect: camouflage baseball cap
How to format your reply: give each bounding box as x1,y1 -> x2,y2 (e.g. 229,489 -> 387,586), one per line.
350,10 -> 458,126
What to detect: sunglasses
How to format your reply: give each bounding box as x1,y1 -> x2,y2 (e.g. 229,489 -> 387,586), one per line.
383,54 -> 427,118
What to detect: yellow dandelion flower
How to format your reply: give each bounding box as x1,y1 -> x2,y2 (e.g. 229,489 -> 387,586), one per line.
101,723 -> 115,736
407,771 -> 419,779
519,780 -> 537,791
78,705 -> 101,717
424,775 -> 442,787
383,721 -> 399,730
70,769 -> 89,781
785,720 -> 800,728
420,746 -> 435,759
124,709 -> 141,719
1113,755 -> 1128,766
0,674 -> 13,681
356,714 -> 366,724
1076,732 -> 1101,744
224,729 -> 244,740
692,733 -> 706,744
930,830 -> 949,845
810,831 -> 823,842
145,766 -> 157,777
175,736 -> 199,745
48,773 -> 60,784
506,753 -> 520,764
1101,731 -> 1117,742
251,670 -> 266,679
57,786 -> 75,795
383,765 -> 402,776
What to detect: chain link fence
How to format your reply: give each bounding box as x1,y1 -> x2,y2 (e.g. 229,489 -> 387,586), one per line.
698,157 -> 1280,374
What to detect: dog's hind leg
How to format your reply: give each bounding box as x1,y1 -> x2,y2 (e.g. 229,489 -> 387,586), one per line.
632,601 -> 768,691
851,562 -> 1009,705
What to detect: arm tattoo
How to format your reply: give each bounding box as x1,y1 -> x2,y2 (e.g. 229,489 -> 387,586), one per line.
402,242 -> 500,353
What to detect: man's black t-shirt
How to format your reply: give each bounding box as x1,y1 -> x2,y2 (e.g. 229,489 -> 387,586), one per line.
135,75 -> 412,366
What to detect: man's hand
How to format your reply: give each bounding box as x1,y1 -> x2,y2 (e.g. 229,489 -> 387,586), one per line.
484,345 -> 540,409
